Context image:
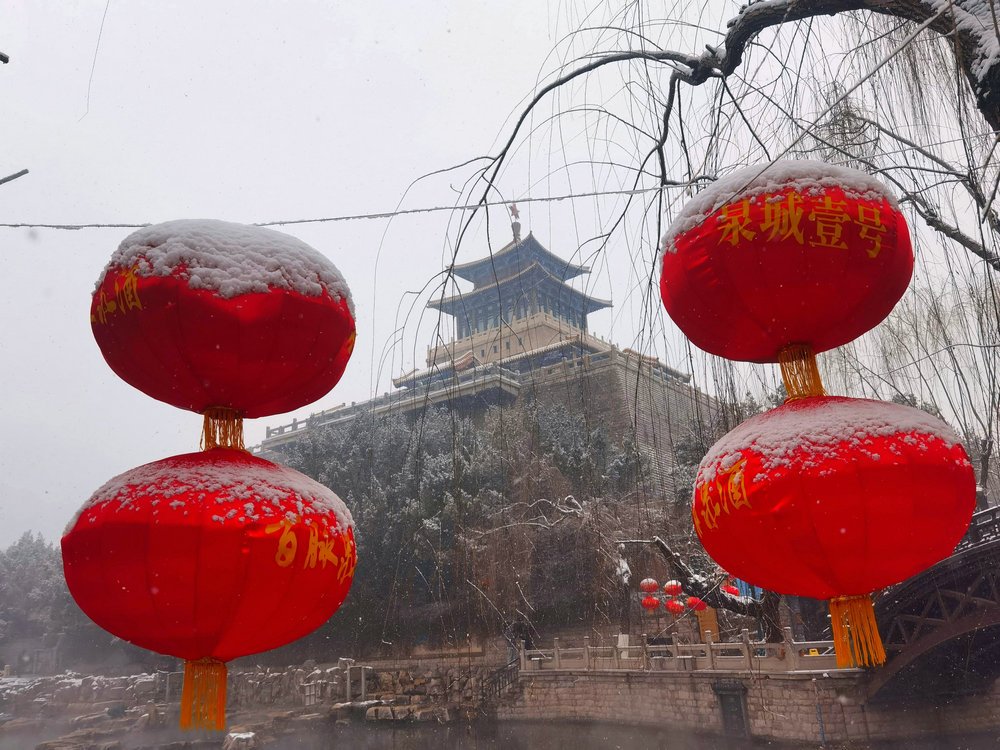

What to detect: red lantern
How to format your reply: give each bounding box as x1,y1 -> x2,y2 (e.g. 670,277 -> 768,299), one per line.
663,580 -> 683,597
91,220 -> 356,418
664,599 -> 686,616
639,577 -> 659,593
685,597 -> 707,612
62,448 -> 356,728
721,584 -> 740,597
641,595 -> 661,612
694,396 -> 975,666
660,161 -> 912,362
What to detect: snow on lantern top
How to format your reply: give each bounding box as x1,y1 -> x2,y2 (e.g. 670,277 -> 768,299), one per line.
639,577 -> 659,593
697,396 -> 966,487
68,448 -> 355,535
102,219 -> 353,313
661,160 -> 899,253
91,219 -> 357,418
692,395 -> 975,599
658,160 -> 913,362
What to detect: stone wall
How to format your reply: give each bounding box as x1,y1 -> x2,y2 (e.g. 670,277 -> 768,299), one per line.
0,661 -> 494,722
498,669 -> 1000,743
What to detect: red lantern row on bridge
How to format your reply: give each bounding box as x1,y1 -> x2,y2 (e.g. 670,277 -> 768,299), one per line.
659,161 -> 976,668
63,220 -> 359,730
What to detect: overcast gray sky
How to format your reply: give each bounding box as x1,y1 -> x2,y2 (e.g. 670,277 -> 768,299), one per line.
0,1 -> 667,547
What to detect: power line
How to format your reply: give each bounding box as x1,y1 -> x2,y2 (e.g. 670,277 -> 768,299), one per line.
0,185 -> 677,232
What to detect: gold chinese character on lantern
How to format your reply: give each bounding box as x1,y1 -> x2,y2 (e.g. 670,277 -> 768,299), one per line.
761,192 -> 805,244
808,196 -> 850,249
90,265 -> 143,325
265,518 -> 299,567
697,482 -> 722,532
694,458 -> 750,534
721,459 -> 750,512
717,199 -> 757,246
336,532 -> 357,584
854,204 -> 888,258
304,525 -> 338,569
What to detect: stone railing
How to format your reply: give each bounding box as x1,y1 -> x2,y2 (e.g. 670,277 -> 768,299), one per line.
520,627 -> 842,674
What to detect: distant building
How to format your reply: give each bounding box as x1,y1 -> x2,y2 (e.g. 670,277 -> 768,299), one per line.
257,216 -> 717,499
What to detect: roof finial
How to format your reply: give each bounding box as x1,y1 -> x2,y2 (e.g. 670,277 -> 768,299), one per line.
509,203 -> 521,242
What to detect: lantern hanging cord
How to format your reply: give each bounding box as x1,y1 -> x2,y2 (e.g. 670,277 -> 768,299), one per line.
201,407 -> 246,451
778,343 -> 826,401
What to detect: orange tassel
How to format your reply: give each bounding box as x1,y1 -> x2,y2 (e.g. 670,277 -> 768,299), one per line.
201,407 -> 246,451
829,594 -> 886,668
179,658 -> 227,730
778,343 -> 826,401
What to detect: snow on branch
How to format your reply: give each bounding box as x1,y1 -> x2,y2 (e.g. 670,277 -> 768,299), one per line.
715,0 -> 1000,128
651,535 -> 758,616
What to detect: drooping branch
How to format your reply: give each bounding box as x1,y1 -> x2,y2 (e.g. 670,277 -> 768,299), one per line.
904,192 -> 1000,270
466,0 -> 1000,257
713,0 -> 1000,130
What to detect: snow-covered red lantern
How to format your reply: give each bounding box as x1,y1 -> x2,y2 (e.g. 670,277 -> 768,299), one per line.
721,583 -> 740,597
685,596 -> 707,612
91,220 -> 356,423
694,396 -> 975,666
660,161 -> 912,363
664,599 -> 685,616
639,577 -> 659,593
62,449 -> 356,729
641,595 -> 661,612
663,580 -> 683,597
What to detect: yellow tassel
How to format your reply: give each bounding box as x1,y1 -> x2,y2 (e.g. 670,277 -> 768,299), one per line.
829,595 -> 886,669
179,658 -> 227,731
201,407 -> 246,451
778,343 -> 827,401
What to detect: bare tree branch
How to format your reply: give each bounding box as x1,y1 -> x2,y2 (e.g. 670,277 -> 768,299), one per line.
716,0 -> 1000,129
0,169 -> 28,187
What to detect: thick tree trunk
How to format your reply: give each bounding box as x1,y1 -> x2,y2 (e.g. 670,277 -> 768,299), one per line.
652,536 -> 785,642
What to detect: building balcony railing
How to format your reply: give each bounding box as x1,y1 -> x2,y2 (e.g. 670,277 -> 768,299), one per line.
426,311 -> 611,366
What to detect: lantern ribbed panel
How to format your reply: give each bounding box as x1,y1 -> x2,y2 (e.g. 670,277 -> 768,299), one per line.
693,397 -> 976,599
62,450 -> 356,663
91,271 -> 355,418
661,182 -> 912,362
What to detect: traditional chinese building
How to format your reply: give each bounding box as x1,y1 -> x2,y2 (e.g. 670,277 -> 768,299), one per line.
257,213 -> 718,499
424,218 -> 610,365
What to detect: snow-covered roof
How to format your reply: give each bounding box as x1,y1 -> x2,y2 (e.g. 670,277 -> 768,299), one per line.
430,261 -> 610,313
451,232 -> 589,285
100,219 -> 354,315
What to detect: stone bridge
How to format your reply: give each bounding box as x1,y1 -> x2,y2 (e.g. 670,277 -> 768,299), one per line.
496,508 -> 1000,743
870,505 -> 1000,700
